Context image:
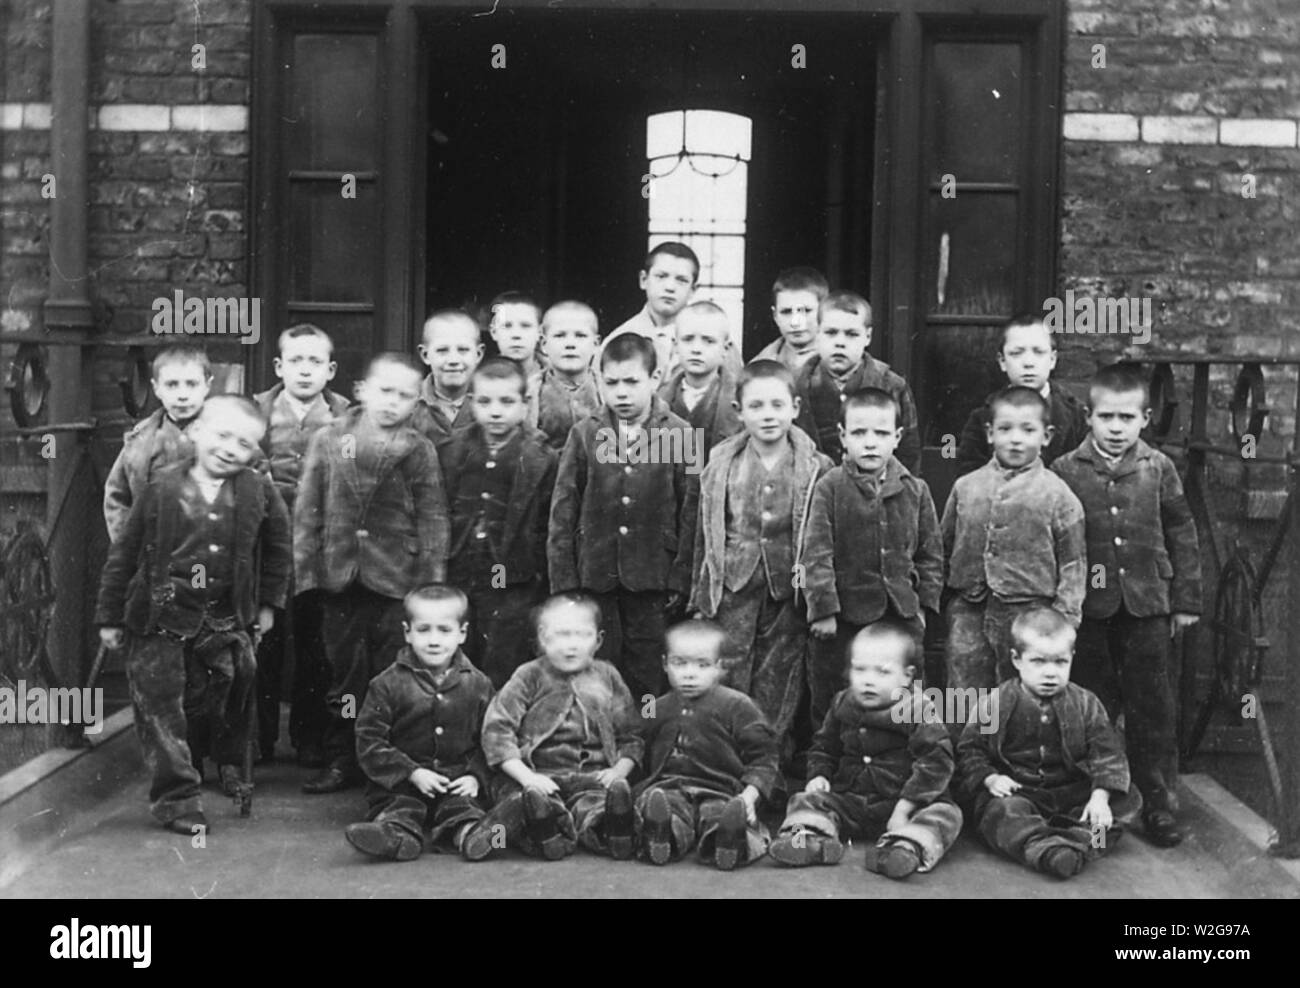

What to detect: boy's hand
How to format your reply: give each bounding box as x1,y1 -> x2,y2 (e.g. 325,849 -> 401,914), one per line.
984,774 -> 1022,798
595,757 -> 636,789
99,627 -> 125,650
409,767 -> 451,797
810,616 -> 837,641
254,606 -> 275,644
447,775 -> 480,799
526,771 -> 561,797
1170,612 -> 1199,637
804,775 -> 831,794
1081,789 -> 1113,831
740,785 -> 760,825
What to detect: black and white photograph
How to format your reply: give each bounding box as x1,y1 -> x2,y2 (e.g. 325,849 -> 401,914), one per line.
0,0 -> 1297,930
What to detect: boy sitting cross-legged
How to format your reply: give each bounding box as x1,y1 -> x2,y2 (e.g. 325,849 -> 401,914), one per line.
634,619 -> 779,870
464,593 -> 644,861
346,584 -> 494,862
769,623 -> 963,879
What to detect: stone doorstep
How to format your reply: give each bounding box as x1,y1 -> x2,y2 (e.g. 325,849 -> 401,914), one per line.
1181,772 -> 1300,890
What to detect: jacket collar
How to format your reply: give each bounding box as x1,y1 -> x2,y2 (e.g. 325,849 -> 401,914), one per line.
843,455 -> 910,497
254,382 -> 349,418
599,393 -> 675,432
1070,436 -> 1153,478
394,645 -> 475,689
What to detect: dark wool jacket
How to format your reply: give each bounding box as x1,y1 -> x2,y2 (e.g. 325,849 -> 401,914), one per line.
548,397 -> 699,595
808,689 -> 956,806
534,367 -> 602,451
636,685 -> 780,800
955,384 -> 1090,477
252,384 -> 351,513
294,406 -> 450,598
1051,438 -> 1203,619
956,680 -> 1131,801
803,457 -> 944,624
481,658 -> 644,770
355,646 -> 494,793
793,354 -> 921,473
411,375 -> 476,445
103,408 -> 195,543
656,363 -> 743,459
690,427 -> 833,617
95,463 -> 292,634
437,424 -> 558,586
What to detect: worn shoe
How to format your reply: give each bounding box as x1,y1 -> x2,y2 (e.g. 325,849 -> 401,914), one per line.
523,787 -> 568,861
460,819 -> 499,862
1143,810 -> 1184,848
769,827 -> 844,867
863,839 -> 921,879
345,822 -> 421,861
166,811 -> 210,836
712,796 -> 749,871
302,765 -> 357,794
641,789 -> 674,866
603,779 -> 635,860
1042,846 -> 1086,879
218,763 -> 247,797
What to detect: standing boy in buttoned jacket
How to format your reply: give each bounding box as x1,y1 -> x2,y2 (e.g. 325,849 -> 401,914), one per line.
96,395 -> 291,834
549,333 -> 698,704
751,266 -> 828,374
465,593 -> 644,861
941,386 -> 1087,695
347,585 -> 494,861
656,301 -> 743,459
295,352 -> 450,794
690,360 -> 832,757
1051,364 -> 1201,847
534,301 -> 602,450
412,309 -> 484,443
438,358 -> 558,688
804,388 -> 944,729
635,620 -> 780,870
103,344 -> 212,544
793,291 -> 921,472
251,324 -> 351,766
770,623 -> 963,878
958,607 -> 1140,879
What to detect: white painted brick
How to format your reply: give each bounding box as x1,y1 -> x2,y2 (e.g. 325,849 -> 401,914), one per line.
1141,115 -> 1217,145
1219,118 -> 1298,148
0,103 -> 23,130
171,105 -> 248,132
23,103 -> 52,129
1063,112 -> 1139,142
97,104 -> 170,131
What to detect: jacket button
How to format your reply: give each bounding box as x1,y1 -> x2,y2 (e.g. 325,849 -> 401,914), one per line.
435,726 -> 444,735
621,496 -> 631,505
475,531 -> 487,539
486,461 -> 496,469
861,756 -> 872,764
1114,536 -> 1123,546
1110,506 -> 1119,515
1041,714 -> 1049,723
619,526 -> 628,535
357,529 -> 369,538
624,465 -> 633,475
208,513 -> 219,521
1118,567 -> 1126,576
208,543 -> 220,553
481,492 -> 491,500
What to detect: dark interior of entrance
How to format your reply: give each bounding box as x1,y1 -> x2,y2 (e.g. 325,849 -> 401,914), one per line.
423,10 -> 877,358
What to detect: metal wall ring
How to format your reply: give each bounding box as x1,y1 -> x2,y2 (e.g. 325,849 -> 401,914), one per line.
5,343 -> 49,428
118,346 -> 154,419
1230,362 -> 1268,448
1148,362 -> 1178,440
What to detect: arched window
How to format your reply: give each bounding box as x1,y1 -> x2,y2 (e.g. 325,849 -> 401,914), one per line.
645,110 -> 752,348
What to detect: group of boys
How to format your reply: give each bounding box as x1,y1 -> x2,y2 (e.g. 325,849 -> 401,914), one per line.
95,240 -> 1201,882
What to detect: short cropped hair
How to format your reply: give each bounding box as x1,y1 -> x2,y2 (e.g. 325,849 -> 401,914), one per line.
1089,362 -> 1150,410
849,620 -> 920,671
1002,312 -> 1053,350
642,241 -> 700,282
543,300 -> 599,334
471,356 -> 528,397
988,384 -> 1050,426
153,344 -> 212,380
664,618 -> 726,659
403,583 -> 470,624
840,386 -> 900,428
679,299 -> 727,321
600,332 -> 657,376
490,290 -> 542,323
197,393 -> 267,431
534,591 -> 602,632
736,359 -> 796,403
1010,606 -> 1076,653
422,308 -> 482,343
366,351 -> 426,381
772,266 -> 829,303
819,290 -> 872,327
277,323 -> 334,357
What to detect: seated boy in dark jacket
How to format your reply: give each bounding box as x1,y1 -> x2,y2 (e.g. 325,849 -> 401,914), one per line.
347,585 -> 494,862
770,622 -> 962,879
957,607 -> 1141,879
465,593 -> 644,861
634,620 -> 779,870
95,395 -> 291,834
438,357 -> 558,688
